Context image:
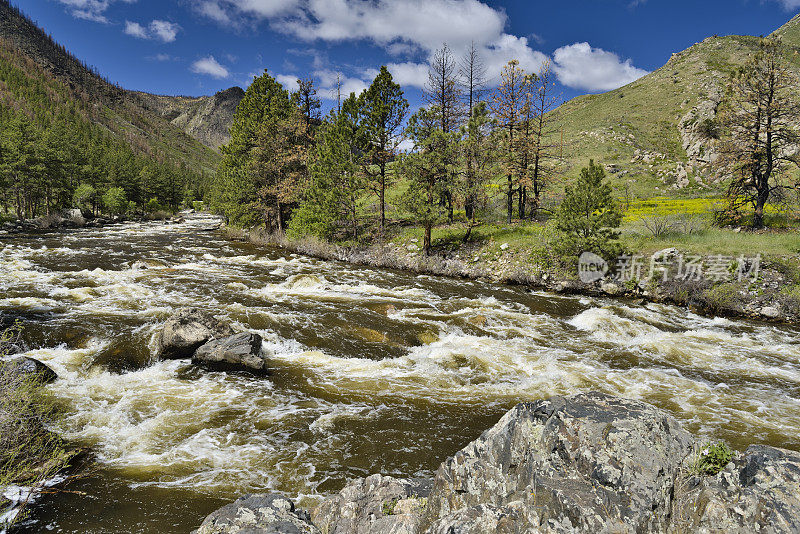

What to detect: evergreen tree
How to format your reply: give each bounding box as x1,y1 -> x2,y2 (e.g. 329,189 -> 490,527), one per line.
361,66 -> 408,233
555,160 -> 622,257
290,94 -> 366,240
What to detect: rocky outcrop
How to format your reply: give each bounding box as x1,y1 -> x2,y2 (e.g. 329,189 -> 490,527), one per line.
135,87 -> 244,150
311,474 -> 430,534
670,445 -> 800,533
422,392 -> 693,533
156,308 -> 234,360
197,393 -> 800,534
193,494 -> 319,534
192,332 -> 267,373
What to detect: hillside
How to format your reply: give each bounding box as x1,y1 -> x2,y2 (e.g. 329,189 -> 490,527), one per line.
555,17 -> 800,199
135,87 -> 244,150
0,0 -> 219,173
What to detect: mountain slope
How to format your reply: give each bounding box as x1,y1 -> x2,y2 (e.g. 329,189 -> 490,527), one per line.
0,0 -> 219,173
135,87 -> 244,150
556,17 -> 800,198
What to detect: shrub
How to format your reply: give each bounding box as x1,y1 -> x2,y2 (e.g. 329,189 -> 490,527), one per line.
102,187 -> 128,216
0,325 -> 73,527
690,441 -> 734,476
145,198 -> 164,214
72,183 -> 96,213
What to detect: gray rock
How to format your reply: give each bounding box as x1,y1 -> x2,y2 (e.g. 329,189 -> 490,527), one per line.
193,494 -> 319,534
670,445 -> 800,533
421,392 -> 693,534
760,306 -> 781,319
192,332 -> 267,373
312,474 -> 430,534
1,357 -> 58,384
156,308 -> 234,360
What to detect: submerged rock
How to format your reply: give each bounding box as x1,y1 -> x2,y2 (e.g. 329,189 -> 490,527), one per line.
311,474 -> 430,534
193,494 -> 319,534
1,357 -> 58,384
156,308 -> 234,360
192,332 -> 267,373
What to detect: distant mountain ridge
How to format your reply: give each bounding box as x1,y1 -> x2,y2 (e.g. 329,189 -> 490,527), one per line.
135,87 -> 245,150
0,0 -> 225,168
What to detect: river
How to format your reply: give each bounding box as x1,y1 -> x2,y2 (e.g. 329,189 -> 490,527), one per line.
1,213 -> 799,533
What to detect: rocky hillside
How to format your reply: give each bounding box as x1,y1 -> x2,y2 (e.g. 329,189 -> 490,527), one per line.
135,87 -> 244,150
557,17 -> 800,198
0,0 -> 219,173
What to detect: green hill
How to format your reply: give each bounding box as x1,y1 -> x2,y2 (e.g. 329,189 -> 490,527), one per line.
0,0 -> 219,175
556,17 -> 800,199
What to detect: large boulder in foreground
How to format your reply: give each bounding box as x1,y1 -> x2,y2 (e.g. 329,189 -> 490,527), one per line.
192,332 -> 267,373
194,392 -> 800,534
193,494 -> 319,534
670,444 -> 800,533
311,474 -> 430,534
422,392 -> 694,533
156,308 -> 234,360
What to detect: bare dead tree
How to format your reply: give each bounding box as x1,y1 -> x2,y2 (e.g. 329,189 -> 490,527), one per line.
424,44 -> 463,222
459,41 -> 488,220
716,38 -> 800,228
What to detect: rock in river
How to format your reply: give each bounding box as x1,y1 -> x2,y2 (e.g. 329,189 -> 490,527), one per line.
196,392 -> 800,534
1,357 -> 58,384
156,307 -> 234,360
193,494 -> 319,534
192,332 -> 267,373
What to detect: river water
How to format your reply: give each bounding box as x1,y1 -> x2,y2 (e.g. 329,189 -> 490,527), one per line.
1,214 -> 799,533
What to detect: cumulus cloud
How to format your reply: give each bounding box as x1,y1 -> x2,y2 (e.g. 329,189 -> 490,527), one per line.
191,56 -> 231,79
124,20 -> 180,42
773,0 -> 800,9
275,74 -> 301,91
275,69 -> 368,100
553,42 -> 648,92
197,0 -> 647,94
55,0 -> 137,23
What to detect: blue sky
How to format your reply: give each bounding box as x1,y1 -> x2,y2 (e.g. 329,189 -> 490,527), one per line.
14,0 -> 800,111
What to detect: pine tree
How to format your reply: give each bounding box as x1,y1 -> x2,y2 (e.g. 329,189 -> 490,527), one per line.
490,60 -> 532,224
361,66 -> 408,234
459,102 -> 498,241
555,160 -> 622,257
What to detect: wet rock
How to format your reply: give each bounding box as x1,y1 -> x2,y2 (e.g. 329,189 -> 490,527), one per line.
192,332 -> 267,373
156,307 -> 234,360
760,306 -> 780,319
312,474 -> 430,534
670,445 -> 800,533
2,357 -> 58,384
421,392 -> 693,533
194,493 -> 319,534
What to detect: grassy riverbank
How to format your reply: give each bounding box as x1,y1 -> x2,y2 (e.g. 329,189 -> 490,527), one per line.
223,204 -> 800,324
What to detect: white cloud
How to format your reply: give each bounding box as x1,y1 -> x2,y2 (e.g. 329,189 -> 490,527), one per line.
191,56 -> 231,79
125,20 -> 180,42
276,70 -> 368,99
124,21 -> 148,39
276,74 -> 300,91
553,42 -> 648,92
774,0 -> 800,9
55,0 -> 137,23
148,53 -> 178,61
197,0 -> 302,26
196,0 -> 647,95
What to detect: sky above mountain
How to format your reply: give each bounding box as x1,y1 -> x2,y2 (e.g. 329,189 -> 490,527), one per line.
15,0 -> 800,112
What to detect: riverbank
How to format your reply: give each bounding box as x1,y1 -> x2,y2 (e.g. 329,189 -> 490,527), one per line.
196,392 -> 800,534
222,224 -> 800,325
